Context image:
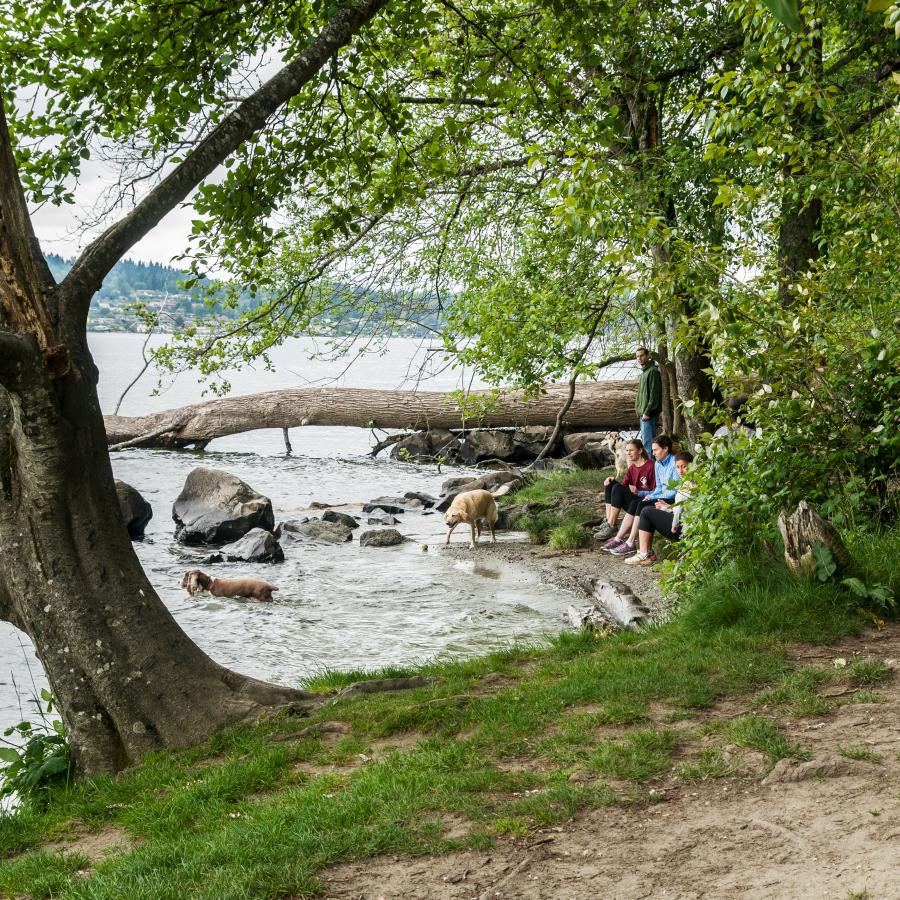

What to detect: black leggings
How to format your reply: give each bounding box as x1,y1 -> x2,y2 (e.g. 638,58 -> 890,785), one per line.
604,482 -> 644,516
638,506 -> 682,541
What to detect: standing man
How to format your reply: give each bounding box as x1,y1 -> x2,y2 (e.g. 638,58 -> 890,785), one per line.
635,346 -> 662,455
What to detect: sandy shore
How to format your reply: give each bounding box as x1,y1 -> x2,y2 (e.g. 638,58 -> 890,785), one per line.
441,535 -> 671,622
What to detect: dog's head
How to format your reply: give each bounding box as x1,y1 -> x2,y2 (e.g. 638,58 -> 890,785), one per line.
444,510 -> 463,527
601,431 -> 620,450
181,569 -> 210,595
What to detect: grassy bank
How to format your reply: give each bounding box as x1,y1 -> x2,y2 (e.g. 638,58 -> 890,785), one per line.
2,478 -> 897,898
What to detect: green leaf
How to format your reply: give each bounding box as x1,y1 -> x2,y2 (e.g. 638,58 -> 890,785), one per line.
842,577 -> 869,597
0,748 -> 20,763
865,0 -> 893,12
759,0 -> 803,32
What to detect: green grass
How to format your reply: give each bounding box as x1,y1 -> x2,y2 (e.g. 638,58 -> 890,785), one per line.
506,469 -> 610,505
547,523 -> 591,550
2,526 -> 897,898
838,746 -> 883,764
677,748 -> 736,783
724,716 -> 811,765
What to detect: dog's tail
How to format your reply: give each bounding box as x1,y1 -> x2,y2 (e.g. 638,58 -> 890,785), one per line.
490,483 -> 514,498
270,585 -> 280,592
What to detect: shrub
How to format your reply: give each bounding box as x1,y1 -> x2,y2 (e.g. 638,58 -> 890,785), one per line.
547,523 -> 591,550
0,692 -> 72,808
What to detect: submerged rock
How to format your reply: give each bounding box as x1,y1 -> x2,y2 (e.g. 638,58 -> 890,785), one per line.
281,520 -> 353,543
172,467 -> 274,544
116,479 -> 153,540
360,528 -> 405,547
362,497 -> 409,514
367,514 -> 398,525
219,528 -> 284,563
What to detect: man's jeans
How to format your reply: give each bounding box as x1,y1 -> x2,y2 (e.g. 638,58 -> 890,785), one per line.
639,414 -> 658,456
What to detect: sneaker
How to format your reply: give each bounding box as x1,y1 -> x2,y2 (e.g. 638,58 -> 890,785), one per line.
624,551 -> 658,566
595,521 -> 615,539
610,542 -> 635,556
601,537 -> 624,552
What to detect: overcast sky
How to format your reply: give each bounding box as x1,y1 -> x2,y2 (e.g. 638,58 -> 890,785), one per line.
31,155 -> 197,266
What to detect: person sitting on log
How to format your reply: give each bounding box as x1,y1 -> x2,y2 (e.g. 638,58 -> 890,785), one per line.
625,452 -> 694,566
602,434 -> 680,557
596,439 -> 655,540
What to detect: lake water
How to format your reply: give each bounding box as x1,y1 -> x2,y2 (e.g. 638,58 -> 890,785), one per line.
0,335 -> 579,734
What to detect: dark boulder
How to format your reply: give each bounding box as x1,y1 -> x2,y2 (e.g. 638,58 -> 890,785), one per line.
362,496 -> 414,514
458,429 -> 517,465
321,510 -> 359,529
360,528 -> 405,547
390,429 -> 461,462
115,480 -> 153,540
403,491 -> 437,508
564,443 -> 615,470
219,528 -> 284,563
441,475 -> 476,495
172,467 -> 274,545
512,425 -> 558,460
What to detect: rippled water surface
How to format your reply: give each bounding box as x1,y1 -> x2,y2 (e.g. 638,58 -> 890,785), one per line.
1,336 -> 577,731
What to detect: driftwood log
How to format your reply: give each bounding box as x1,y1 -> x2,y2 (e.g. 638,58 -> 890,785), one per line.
104,381 -> 637,449
777,500 -> 853,578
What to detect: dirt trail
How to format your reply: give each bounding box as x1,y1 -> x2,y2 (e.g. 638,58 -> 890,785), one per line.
324,627 -> 900,899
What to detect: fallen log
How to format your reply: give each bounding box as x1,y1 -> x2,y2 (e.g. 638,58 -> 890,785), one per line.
104,381 -> 638,449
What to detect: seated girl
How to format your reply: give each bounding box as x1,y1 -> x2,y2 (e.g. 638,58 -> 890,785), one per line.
601,434 -> 679,557
596,439 -> 654,539
624,452 -> 693,566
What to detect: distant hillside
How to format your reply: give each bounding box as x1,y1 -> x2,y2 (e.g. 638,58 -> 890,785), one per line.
47,254 -> 234,332
47,254 -> 197,301
46,254 -> 441,335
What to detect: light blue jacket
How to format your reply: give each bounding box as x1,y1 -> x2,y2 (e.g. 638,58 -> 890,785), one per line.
646,453 -> 680,501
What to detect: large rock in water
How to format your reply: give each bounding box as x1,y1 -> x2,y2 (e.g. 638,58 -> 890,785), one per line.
458,429 -> 517,465
172,467 -> 274,544
281,519 -> 353,543
219,528 -> 284,563
360,528 -> 404,547
321,510 -> 359,529
115,480 -> 153,540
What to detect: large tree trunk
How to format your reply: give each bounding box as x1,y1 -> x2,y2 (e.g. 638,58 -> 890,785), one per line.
104,380 -> 638,449
0,0 -> 393,775
0,333 -> 311,776
673,339 -> 719,447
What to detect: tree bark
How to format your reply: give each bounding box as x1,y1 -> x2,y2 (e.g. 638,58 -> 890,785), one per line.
777,501 -> 852,579
103,381 -> 638,448
673,340 -> 719,447
0,332 -> 312,775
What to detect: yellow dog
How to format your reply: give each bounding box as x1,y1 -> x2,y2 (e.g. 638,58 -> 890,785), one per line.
443,489 -> 499,549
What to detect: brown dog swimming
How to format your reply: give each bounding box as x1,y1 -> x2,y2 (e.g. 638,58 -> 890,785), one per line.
443,489 -> 499,549
181,569 -> 279,602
